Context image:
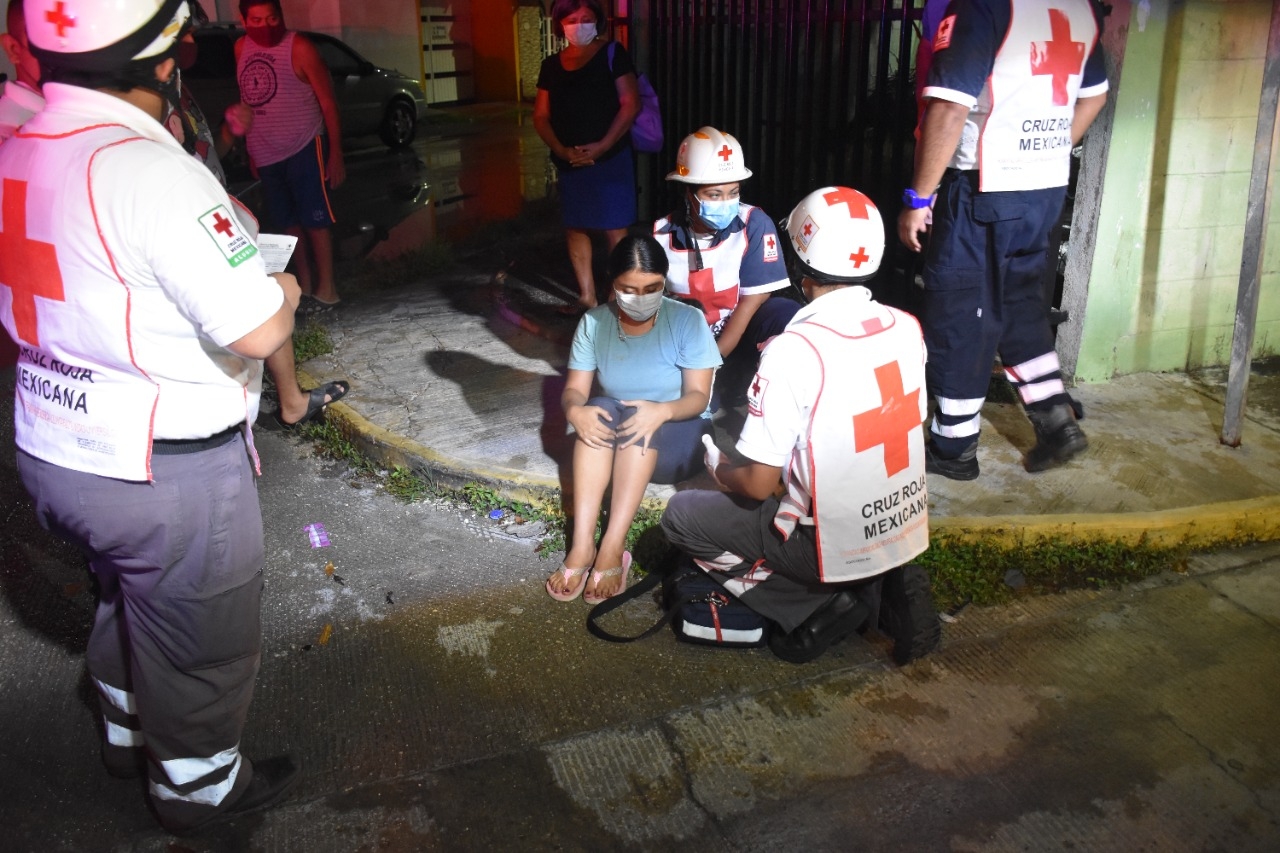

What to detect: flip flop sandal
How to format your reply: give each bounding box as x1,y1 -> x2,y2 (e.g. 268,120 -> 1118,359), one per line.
546,564 -> 591,602
273,380 -> 350,429
583,551 -> 632,605
298,295 -> 341,315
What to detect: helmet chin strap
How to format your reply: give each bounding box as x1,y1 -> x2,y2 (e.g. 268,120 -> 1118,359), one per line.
683,193 -> 707,273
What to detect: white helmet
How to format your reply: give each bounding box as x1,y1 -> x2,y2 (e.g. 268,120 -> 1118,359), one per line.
785,186 -> 886,282
26,0 -> 191,72
666,126 -> 752,184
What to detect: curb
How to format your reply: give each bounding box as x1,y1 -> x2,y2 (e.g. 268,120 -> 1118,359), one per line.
299,368 -> 1280,551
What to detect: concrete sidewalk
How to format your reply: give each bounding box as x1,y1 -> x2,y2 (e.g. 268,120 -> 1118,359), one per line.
294,267 -> 1280,550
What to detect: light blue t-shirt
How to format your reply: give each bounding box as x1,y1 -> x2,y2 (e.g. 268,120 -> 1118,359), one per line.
568,297 -> 722,416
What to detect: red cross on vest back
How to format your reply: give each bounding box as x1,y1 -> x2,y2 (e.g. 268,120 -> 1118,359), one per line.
687,267 -> 737,326
823,187 -> 871,219
717,144 -> 733,162
45,1 -> 76,37
1031,8 -> 1085,106
212,212 -> 234,237
0,179 -> 65,347
850,247 -> 871,268
852,361 -> 920,477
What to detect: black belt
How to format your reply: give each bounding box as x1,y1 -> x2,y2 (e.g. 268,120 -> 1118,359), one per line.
152,424 -> 241,455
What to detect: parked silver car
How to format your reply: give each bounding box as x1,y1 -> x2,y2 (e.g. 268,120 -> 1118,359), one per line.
184,24 -> 429,148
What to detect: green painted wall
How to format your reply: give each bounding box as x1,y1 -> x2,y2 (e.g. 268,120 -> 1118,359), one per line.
1077,0 -> 1280,381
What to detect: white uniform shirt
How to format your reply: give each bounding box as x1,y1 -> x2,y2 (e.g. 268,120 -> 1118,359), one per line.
0,84 -> 283,481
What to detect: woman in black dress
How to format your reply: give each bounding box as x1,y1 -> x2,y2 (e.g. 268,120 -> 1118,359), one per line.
533,0 -> 640,312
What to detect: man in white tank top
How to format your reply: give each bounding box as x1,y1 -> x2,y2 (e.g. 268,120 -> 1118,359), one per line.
235,0 -> 344,310
662,186 -> 942,666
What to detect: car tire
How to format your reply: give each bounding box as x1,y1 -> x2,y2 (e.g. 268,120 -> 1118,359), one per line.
380,99 -> 417,148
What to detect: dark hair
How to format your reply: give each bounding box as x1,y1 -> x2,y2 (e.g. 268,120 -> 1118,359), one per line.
239,0 -> 282,20
549,0 -> 605,37
606,234 -> 669,284
6,0 -> 23,36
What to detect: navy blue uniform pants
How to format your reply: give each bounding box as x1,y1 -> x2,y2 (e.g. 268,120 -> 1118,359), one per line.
921,169 -> 1071,458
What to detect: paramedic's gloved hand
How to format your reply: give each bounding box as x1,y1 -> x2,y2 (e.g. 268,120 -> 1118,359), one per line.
702,434 -> 724,486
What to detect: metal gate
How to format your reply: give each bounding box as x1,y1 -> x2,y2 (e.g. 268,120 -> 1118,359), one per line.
636,1 -> 922,228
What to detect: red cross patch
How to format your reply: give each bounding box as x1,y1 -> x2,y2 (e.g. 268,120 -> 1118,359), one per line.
199,205 -> 258,268
747,373 -> 768,418
0,179 -> 65,347
934,15 -> 955,51
1031,9 -> 1085,106
763,233 -> 779,262
795,215 -> 818,252
852,361 -> 921,477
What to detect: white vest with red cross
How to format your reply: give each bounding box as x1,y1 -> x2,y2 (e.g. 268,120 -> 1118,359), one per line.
969,0 -> 1100,191
654,203 -> 788,334
769,289 -> 929,583
0,87 -> 273,482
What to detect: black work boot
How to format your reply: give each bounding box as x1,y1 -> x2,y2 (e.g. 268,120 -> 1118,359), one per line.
925,442 -> 979,481
1023,403 -> 1089,472
167,754 -> 301,835
878,564 -> 941,665
769,591 -> 870,664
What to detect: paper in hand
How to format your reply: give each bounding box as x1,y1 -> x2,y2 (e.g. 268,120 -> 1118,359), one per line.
258,234 -> 298,274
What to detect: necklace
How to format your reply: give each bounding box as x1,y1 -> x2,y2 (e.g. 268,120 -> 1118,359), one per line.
617,305 -> 659,342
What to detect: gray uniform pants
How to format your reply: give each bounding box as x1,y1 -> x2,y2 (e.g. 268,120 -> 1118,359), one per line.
662,489 -> 882,633
17,434 -> 264,831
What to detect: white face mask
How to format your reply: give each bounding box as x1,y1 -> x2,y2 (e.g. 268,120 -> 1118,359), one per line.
615,289 -> 663,322
563,22 -> 598,47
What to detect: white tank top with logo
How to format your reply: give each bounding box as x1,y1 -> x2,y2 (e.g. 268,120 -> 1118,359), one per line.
237,32 -> 325,167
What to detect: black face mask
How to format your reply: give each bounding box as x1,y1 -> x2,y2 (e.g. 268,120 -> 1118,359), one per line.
245,23 -> 287,47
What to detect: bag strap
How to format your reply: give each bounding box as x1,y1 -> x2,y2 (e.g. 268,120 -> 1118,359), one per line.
587,563 -> 703,643
606,41 -> 616,73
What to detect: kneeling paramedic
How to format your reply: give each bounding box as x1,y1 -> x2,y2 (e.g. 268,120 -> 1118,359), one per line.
1,0 -> 301,833
661,186 -> 941,664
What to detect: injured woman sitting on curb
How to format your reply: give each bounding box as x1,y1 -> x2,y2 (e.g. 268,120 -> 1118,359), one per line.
546,234 -> 722,604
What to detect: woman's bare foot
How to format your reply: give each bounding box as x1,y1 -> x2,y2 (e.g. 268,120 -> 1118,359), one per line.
584,547 -> 631,602
547,546 -> 596,598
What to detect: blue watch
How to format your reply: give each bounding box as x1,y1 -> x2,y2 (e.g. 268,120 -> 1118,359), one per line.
902,188 -> 935,209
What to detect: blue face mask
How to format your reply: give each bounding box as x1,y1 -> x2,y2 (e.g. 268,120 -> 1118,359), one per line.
698,198 -> 740,231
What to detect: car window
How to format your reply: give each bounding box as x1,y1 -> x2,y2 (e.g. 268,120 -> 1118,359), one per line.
311,36 -> 364,78
188,32 -> 237,79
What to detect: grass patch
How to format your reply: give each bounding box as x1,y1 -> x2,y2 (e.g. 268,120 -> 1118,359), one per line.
292,319 -> 334,363
918,534 -> 1188,613
293,419 -> 1195,610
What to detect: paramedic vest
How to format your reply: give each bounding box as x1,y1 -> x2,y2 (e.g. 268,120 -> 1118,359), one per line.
237,32 -> 325,167
0,123 -> 256,482
971,0 -> 1099,192
656,203 -> 778,332
780,299 -> 929,582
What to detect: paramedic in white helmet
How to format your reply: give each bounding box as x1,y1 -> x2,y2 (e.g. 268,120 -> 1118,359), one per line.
661,186 -> 941,665
0,0 -> 301,833
653,126 -> 798,409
